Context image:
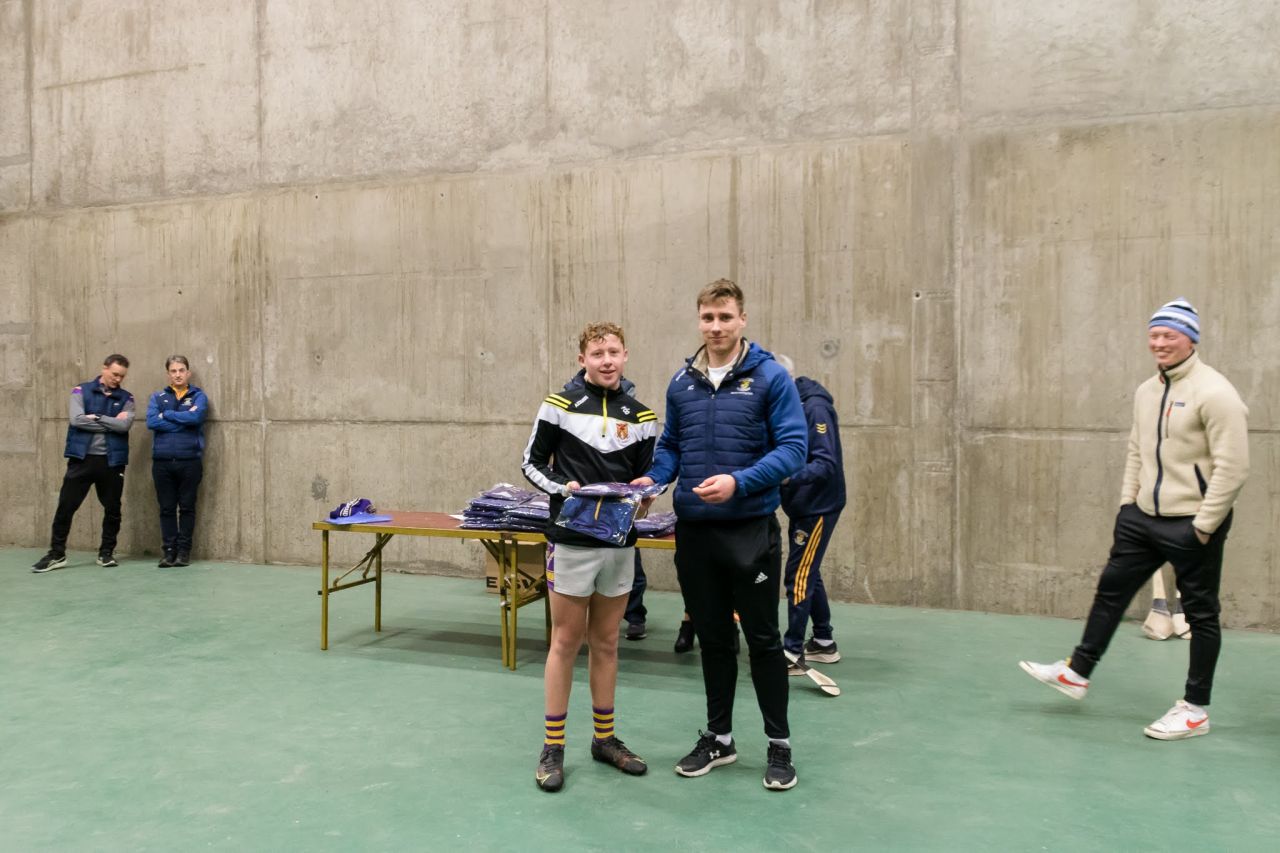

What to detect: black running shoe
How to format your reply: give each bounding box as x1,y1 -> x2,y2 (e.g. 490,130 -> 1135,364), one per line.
674,620 -> 695,654
158,552 -> 176,568
535,744 -> 565,792
674,731 -> 737,777
173,552 -> 191,567
763,742 -> 797,791
32,553 -> 67,574
625,621 -> 647,641
803,638 -> 841,664
96,552 -> 118,568
591,736 -> 647,775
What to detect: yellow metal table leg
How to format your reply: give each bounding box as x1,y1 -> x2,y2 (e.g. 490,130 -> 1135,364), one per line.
321,530 -> 330,650
375,541 -> 383,632
508,539 -> 519,670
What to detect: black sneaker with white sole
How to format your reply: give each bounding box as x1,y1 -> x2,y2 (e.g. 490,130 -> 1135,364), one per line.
763,742 -> 797,791
535,744 -> 565,792
625,621 -> 647,641
96,552 -> 119,568
32,553 -> 67,573
803,638 -> 840,664
674,731 -> 737,777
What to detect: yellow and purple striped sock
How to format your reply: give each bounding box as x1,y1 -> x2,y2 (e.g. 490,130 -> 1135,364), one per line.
592,706 -> 615,740
544,712 -> 566,746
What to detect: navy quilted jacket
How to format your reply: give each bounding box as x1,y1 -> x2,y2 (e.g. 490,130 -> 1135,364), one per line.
647,341 -> 807,521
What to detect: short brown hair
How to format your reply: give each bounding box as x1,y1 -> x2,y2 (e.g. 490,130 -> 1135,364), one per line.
104,354 -> 129,369
696,278 -> 744,312
579,322 -> 626,353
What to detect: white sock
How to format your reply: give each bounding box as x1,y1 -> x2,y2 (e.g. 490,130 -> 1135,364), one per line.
812,638 -> 834,647
714,732 -> 733,746
769,737 -> 791,749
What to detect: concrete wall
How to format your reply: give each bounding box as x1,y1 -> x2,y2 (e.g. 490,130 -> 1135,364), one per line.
1,1 -> 1277,629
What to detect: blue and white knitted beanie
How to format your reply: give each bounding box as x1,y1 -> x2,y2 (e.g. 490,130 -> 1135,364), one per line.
1148,298 -> 1200,343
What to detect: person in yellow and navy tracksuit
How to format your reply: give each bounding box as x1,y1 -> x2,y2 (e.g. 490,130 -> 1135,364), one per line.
774,355 -> 846,674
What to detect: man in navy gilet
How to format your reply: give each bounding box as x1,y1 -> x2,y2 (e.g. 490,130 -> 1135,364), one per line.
32,354 -> 136,573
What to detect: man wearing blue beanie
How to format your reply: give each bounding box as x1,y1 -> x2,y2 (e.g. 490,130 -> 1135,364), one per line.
1020,298 -> 1249,741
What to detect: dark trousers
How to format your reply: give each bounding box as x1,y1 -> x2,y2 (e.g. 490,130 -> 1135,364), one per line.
675,515 -> 789,740
624,551 -> 647,625
1071,503 -> 1232,706
783,511 -> 840,653
50,455 -> 125,555
152,458 -> 203,553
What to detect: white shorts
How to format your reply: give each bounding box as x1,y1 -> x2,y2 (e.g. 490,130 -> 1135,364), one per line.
546,543 -> 635,598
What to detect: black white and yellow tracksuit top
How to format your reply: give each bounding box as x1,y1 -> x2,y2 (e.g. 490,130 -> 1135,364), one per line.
521,379 -> 658,547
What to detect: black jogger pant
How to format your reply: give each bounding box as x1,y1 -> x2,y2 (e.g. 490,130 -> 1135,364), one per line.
50,455 -> 125,555
1071,503 -> 1233,706
675,515 -> 789,740
152,458 -> 204,554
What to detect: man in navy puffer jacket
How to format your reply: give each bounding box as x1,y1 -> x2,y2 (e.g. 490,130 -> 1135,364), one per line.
146,355 -> 209,567
635,279 -> 807,791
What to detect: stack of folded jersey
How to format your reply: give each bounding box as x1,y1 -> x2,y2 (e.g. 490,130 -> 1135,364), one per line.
634,511 -> 676,538
459,483 -> 545,531
554,482 -> 665,546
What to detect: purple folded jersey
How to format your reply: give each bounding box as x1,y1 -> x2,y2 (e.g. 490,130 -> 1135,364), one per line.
331,498 -> 376,519
574,482 -> 664,500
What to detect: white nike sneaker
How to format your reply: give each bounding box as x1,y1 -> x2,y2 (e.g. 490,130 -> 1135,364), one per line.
1018,659 -> 1090,700
1143,700 -> 1209,740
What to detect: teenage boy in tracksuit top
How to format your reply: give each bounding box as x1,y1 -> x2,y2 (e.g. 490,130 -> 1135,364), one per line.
774,357 -> 847,671
522,322 -> 658,793
563,368 -> 651,641
1021,298 -> 1249,741
146,355 -> 210,568
32,354 -> 136,573
634,279 -> 808,791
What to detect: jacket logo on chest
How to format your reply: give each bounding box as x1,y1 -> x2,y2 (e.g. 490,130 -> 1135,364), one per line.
616,422 -> 629,440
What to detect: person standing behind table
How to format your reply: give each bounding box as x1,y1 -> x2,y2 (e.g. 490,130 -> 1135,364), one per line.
32,354 -> 136,573
146,355 -> 210,568
773,355 -> 847,674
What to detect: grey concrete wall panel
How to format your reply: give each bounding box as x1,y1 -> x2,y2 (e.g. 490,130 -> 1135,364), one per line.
964,114 -> 1280,431
30,0 -> 258,207
0,0 -> 31,211
961,1 -> 1280,125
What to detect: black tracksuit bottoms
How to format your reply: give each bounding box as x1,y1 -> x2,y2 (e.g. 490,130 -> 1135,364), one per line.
1071,503 -> 1232,707
675,515 -> 789,740
50,455 -> 125,555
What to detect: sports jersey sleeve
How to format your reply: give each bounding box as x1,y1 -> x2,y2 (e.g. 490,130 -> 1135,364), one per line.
69,387 -> 106,432
786,397 -> 840,488
521,397 -> 573,496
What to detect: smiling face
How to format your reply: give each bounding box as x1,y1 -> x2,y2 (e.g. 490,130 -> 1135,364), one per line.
698,296 -> 747,367
1148,326 -> 1194,369
579,334 -> 627,389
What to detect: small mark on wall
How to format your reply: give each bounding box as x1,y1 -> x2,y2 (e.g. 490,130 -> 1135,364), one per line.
311,475 -> 329,501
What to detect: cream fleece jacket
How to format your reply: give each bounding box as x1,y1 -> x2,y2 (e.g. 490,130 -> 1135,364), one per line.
1120,352 -> 1249,534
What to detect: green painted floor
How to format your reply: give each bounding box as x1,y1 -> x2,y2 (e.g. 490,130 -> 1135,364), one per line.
2,548 -> 1278,852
